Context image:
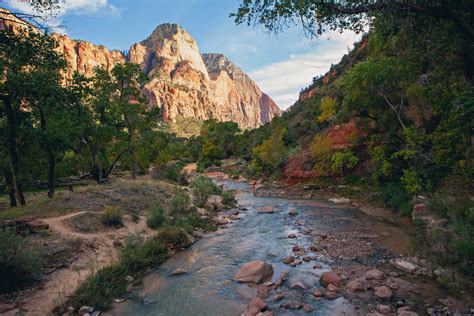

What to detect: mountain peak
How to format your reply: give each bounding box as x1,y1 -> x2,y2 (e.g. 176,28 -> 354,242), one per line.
202,53 -> 246,81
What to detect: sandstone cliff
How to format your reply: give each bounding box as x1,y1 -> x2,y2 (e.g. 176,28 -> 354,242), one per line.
1,10 -> 281,128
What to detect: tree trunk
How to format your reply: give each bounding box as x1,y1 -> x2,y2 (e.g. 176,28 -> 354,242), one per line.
3,96 -> 26,206
130,149 -> 137,180
3,166 -> 17,207
38,106 -> 56,198
47,149 -> 55,198
125,116 -> 136,179
91,163 -> 101,184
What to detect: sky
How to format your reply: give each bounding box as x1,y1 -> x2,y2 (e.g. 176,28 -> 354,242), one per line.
4,0 -> 362,110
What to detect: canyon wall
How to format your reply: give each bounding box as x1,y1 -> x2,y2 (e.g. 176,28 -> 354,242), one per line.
52,22 -> 281,128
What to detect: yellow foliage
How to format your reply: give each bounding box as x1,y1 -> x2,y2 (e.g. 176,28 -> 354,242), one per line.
253,128 -> 286,169
317,96 -> 336,123
310,134 -> 333,175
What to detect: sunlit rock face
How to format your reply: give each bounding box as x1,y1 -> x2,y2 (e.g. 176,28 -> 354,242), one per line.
51,22 -> 281,128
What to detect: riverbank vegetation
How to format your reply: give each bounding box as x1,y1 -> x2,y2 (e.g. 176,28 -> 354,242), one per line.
228,0 -> 474,283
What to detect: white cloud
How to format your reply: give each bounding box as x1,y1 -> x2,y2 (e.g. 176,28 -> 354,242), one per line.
250,30 -> 362,110
7,0 -> 120,33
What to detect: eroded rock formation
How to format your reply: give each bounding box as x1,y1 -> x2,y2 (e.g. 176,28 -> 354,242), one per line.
0,10 -> 281,128
54,22 -> 282,128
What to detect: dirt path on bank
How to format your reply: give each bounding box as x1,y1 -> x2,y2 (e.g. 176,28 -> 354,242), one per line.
3,211 -> 153,316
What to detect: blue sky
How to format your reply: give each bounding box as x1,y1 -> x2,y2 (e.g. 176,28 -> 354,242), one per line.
4,0 -> 362,109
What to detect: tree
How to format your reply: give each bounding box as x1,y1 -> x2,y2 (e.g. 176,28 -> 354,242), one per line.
232,0 -> 474,41
252,127 -> 287,172
317,96 -> 336,123
110,63 -> 154,179
197,120 -> 240,170
0,27 -> 66,205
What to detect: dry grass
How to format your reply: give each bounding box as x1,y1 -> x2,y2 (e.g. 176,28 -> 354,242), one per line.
0,177 -> 176,220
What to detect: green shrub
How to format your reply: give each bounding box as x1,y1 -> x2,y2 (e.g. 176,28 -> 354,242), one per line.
175,210 -> 217,232
146,207 -> 168,229
156,227 -> 193,247
70,235 -> 166,311
221,190 -> 236,206
101,206 -> 123,227
0,229 -> 43,293
381,182 -> 412,215
153,161 -> 187,185
427,195 -> 450,218
191,175 -> 221,207
331,149 -> 359,173
170,191 -> 191,225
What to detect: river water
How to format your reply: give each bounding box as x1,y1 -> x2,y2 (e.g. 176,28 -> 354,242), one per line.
114,180 -> 419,316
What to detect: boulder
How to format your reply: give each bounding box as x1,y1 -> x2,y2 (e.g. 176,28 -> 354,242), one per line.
411,203 -> 430,220
288,208 -> 298,216
328,197 -> 351,204
283,256 -> 295,264
377,304 -> 391,314
327,284 -> 338,292
392,259 -> 417,273
347,278 -> 370,292
366,269 -> 384,280
374,286 -> 392,298
290,281 -> 306,290
205,195 -> 224,211
326,291 -> 339,300
185,230 -> 197,244
214,215 -> 230,225
256,206 -> 274,214
273,293 -> 284,301
275,270 -> 288,287
303,304 -> 314,312
287,233 -> 297,239
234,261 -> 274,284
78,306 -> 94,315
397,308 -> 418,316
170,268 -> 188,275
320,271 -> 342,287
312,288 -> 323,297
249,297 -> 267,310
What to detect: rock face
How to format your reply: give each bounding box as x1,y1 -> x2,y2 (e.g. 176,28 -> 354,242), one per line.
0,10 -> 280,128
52,23 -> 281,128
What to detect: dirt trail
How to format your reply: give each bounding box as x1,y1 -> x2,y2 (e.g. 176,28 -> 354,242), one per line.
8,211 -> 153,316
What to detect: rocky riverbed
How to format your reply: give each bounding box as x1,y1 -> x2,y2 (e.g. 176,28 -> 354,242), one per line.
111,176 -> 473,316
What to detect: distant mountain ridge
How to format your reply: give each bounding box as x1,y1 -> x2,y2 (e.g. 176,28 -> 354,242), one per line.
0,9 -> 281,128
0,10 -> 281,128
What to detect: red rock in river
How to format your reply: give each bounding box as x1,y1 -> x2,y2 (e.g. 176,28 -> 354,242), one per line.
320,271 -> 342,287
234,261 -> 274,284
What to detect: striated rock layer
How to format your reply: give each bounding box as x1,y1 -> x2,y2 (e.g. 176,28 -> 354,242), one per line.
0,10 -> 281,128
57,25 -> 282,127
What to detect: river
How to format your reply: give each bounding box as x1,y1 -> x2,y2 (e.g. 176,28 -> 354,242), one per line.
113,179 -> 443,316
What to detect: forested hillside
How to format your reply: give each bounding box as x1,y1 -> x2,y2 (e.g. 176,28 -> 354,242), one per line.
230,1 -> 473,278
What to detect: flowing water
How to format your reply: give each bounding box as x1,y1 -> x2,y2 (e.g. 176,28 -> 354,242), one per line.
114,180 -> 431,316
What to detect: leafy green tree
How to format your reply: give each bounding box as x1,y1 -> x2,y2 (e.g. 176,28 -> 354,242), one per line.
0,27 -> 67,204
72,63 -> 159,182
233,1 -> 474,41
252,127 -> 287,172
197,120 -> 240,170
331,149 -> 359,175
